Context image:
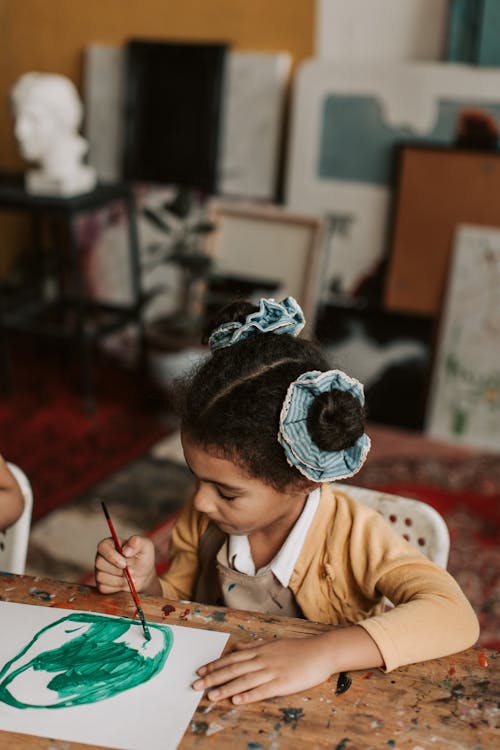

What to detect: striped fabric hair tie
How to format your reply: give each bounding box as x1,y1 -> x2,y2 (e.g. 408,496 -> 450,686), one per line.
278,369 -> 371,482
208,297 -> 305,352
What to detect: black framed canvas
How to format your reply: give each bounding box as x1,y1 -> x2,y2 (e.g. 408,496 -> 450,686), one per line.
123,40 -> 228,192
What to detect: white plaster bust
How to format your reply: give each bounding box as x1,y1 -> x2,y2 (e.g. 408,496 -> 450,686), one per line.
11,72 -> 97,197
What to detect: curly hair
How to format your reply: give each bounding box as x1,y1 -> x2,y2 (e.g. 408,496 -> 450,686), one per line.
178,300 -> 365,490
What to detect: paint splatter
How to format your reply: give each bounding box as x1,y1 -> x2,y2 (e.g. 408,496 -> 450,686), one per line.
28,588 -> 54,602
190,720 -> 209,735
180,608 -> 191,620
228,583 -> 236,591
363,671 -> 374,679
0,612 -> 172,709
206,721 -> 224,736
247,744 -> 263,749
478,649 -> 489,668
387,741 -> 396,748
279,707 -> 304,728
211,611 -> 227,623
335,671 -> 352,694
335,739 -> 350,750
448,666 -> 456,676
162,604 -> 176,617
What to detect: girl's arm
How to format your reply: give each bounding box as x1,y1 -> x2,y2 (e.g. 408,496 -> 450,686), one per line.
192,625 -> 383,705
192,506 -> 479,704
0,456 -> 24,532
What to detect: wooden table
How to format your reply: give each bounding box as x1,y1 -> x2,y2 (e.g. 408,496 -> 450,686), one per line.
0,574 -> 498,749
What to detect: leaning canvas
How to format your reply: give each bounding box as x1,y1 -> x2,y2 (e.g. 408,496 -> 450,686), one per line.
0,601 -> 229,750
286,60 -> 500,302
426,224 -> 500,451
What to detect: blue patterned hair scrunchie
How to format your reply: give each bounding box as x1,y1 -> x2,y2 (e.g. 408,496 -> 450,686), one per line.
278,369 -> 371,482
208,297 -> 305,352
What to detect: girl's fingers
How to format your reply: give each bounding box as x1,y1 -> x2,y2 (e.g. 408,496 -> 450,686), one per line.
95,553 -> 122,573
95,570 -> 128,591
196,647 -> 259,677
193,655 -> 265,691
203,670 -> 274,703
96,539 -> 127,570
229,679 -> 284,705
122,535 -> 151,558
96,568 -> 125,584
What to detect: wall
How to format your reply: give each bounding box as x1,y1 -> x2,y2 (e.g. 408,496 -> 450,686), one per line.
0,0 -> 315,169
0,0 -> 314,275
315,0 -> 449,62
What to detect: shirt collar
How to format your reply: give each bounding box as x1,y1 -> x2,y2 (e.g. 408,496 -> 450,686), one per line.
227,487 -> 320,587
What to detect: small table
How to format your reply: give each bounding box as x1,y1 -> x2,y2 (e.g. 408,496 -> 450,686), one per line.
0,173 -> 145,412
0,573 -> 497,750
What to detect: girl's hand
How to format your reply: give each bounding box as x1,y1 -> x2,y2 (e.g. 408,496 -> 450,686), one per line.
95,535 -> 160,595
192,634 -> 340,704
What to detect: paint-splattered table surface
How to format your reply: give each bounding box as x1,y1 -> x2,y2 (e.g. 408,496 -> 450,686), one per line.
1,574 -> 498,750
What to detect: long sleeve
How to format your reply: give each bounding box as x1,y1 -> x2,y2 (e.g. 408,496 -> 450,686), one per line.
350,509 -> 480,671
292,487 -> 480,672
159,495 -> 207,601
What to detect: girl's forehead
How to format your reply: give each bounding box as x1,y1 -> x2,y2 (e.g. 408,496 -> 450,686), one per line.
181,435 -> 251,481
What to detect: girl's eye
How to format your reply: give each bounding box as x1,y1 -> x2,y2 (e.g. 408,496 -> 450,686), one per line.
217,489 -> 236,501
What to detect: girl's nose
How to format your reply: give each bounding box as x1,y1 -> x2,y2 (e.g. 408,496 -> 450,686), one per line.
192,483 -> 217,515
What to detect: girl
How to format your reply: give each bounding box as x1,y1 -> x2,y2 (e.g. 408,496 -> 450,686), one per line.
95,297 -> 479,705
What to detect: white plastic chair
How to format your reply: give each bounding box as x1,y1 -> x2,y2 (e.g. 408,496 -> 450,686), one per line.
332,482 -> 450,569
0,463 -> 33,575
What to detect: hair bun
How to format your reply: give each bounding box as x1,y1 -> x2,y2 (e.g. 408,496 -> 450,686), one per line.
306,389 -> 365,452
201,299 -> 258,345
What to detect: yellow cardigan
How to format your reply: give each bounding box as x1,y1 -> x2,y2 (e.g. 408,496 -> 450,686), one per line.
160,484 -> 479,671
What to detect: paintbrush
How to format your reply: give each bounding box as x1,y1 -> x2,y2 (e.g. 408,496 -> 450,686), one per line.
100,501 -> 151,641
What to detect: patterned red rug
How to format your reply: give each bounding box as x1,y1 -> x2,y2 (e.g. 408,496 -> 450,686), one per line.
0,343 -> 169,522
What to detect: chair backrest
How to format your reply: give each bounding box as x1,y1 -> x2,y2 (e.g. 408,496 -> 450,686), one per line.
332,482 -> 450,569
0,463 -> 33,575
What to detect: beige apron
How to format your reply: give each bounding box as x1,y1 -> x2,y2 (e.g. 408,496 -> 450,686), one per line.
194,522 -> 303,618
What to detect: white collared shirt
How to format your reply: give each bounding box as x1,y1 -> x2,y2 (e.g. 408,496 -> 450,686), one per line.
227,487 -> 320,587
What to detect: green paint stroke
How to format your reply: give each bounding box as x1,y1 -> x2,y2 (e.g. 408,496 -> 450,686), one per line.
0,612 -> 173,709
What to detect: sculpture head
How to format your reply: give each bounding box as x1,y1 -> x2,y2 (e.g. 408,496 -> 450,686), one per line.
11,72 -> 83,162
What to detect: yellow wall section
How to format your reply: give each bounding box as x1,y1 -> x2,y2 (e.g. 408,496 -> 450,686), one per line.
0,0 -> 315,168
0,0 -> 314,274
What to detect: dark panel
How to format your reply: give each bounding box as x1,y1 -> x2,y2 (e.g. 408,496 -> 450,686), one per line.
123,39 -> 228,192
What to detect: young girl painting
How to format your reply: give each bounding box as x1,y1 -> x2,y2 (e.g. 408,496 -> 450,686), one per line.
95,297 -> 479,705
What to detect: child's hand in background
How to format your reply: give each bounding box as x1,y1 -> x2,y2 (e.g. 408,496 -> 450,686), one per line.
192,626 -> 383,704
95,535 -> 160,595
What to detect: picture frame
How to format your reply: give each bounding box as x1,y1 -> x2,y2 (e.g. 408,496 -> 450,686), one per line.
206,200 -> 326,331
286,58 -> 500,301
426,223 -> 500,451
385,144 -> 500,316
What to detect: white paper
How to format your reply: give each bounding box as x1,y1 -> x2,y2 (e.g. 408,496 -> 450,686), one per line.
0,601 -> 229,750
